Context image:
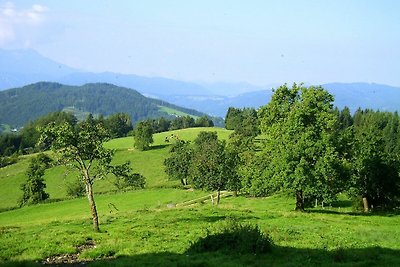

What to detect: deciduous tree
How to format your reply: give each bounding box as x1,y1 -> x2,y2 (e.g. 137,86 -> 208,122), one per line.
133,120 -> 154,151
257,84 -> 340,211
40,115 -> 145,231
19,155 -> 50,206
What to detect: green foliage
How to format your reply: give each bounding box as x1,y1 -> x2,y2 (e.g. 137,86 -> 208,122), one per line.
142,115 -> 215,135
194,116 -> 214,127
0,154 -> 19,168
19,156 -> 50,206
133,120 -> 154,151
190,132 -> 239,197
66,178 -> 86,198
225,107 -> 259,136
170,115 -> 195,130
164,140 -> 193,186
0,111 -> 77,157
187,219 -> 273,254
111,162 -> 146,190
0,133 -> 22,157
255,84 -> 341,210
349,110 -> 400,209
41,114 -> 146,231
225,107 -> 243,130
0,82 -> 208,128
103,113 -> 133,138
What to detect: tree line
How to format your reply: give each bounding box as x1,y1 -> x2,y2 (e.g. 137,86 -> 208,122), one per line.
165,84 -> 400,211
0,111 -> 214,166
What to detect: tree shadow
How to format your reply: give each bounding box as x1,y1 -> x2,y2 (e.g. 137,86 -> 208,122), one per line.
330,199 -> 353,208
149,144 -> 170,150
3,246 -> 400,266
308,208 -> 400,217
170,214 -> 259,224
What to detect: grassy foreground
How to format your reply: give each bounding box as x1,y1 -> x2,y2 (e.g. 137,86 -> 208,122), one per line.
0,190 -> 399,266
1,127 -> 400,266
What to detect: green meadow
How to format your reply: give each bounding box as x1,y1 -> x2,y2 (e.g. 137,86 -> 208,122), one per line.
1,127 -> 399,266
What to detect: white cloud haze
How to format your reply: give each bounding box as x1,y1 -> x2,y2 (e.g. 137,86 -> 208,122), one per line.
0,2 -> 49,45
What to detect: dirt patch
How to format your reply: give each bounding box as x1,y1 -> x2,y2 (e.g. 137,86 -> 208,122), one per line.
42,239 -> 96,266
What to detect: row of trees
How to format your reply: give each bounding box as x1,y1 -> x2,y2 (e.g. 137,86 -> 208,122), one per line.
139,115 -> 214,134
0,112 -> 131,159
164,131 -> 240,204
165,84 -> 400,211
0,112 -> 214,165
132,115 -> 215,151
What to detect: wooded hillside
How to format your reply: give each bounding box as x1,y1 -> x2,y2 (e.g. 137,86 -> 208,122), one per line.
0,82 -> 208,127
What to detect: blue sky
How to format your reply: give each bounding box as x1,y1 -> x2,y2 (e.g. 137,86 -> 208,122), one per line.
1,0 -> 400,87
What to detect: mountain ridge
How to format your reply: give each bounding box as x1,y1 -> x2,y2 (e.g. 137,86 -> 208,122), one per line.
0,82 -> 209,127
1,49 -> 400,117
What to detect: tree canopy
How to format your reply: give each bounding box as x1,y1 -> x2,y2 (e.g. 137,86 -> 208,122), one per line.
256,84 -> 341,210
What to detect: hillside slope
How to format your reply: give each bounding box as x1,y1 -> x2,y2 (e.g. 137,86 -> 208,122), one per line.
0,127 -> 232,210
0,82 -> 207,127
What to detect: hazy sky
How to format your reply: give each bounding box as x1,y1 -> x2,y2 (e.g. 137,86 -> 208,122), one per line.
1,0 -> 400,86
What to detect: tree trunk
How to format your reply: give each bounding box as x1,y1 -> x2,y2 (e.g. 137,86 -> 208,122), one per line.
216,190 -> 221,205
84,175 -> 100,232
295,189 -> 305,211
362,196 -> 369,213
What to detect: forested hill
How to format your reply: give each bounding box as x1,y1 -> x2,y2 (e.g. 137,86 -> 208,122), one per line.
0,82 -> 208,127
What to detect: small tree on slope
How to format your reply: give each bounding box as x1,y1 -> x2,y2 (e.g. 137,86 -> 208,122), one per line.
40,115 -> 145,232
19,155 -> 50,206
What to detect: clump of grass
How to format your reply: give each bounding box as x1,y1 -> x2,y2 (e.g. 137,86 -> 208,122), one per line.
187,219 -> 273,254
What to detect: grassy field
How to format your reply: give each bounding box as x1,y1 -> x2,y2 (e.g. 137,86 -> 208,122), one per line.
158,106 -> 199,119
0,127 -> 231,210
1,127 -> 399,266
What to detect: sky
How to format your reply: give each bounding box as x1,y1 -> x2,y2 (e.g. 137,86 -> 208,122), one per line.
1,0 -> 400,87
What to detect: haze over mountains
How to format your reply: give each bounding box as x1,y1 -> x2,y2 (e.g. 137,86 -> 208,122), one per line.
1,48 -> 400,117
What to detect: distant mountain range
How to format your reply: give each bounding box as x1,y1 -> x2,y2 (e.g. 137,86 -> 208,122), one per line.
0,82 -> 208,127
1,48 -> 400,118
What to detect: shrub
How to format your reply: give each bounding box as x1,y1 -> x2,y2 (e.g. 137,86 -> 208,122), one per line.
19,156 -> 50,206
187,219 -> 273,254
66,178 -> 86,198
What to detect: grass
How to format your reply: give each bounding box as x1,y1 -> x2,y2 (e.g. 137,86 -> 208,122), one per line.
0,192 -> 399,266
158,106 -> 199,119
0,127 -> 232,210
1,126 -> 399,266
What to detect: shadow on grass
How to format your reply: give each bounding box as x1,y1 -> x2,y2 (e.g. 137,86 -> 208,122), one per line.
149,144 -> 170,150
331,199 -> 353,208
170,214 -> 260,224
2,246 -> 400,267
308,208 -> 400,217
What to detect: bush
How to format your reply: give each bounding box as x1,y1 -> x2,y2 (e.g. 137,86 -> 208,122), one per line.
0,154 -> 18,168
19,156 -> 50,206
66,178 -> 86,198
187,219 -> 273,254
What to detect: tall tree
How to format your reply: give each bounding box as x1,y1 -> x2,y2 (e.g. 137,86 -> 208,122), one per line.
190,132 -> 238,204
104,113 -> 133,138
40,115 -> 145,231
225,107 -> 243,130
350,111 -> 400,211
164,140 -> 193,186
133,120 -> 154,151
257,84 -> 340,211
19,155 -> 50,206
